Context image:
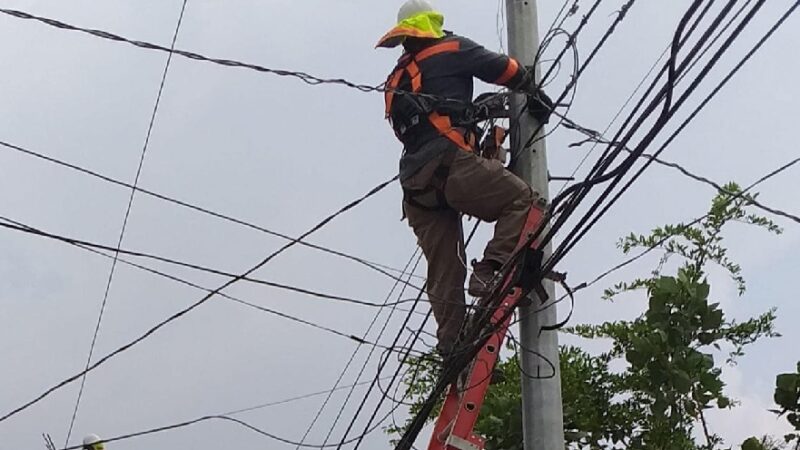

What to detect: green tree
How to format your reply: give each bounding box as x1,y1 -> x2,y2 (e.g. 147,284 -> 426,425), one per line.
388,184 -> 782,449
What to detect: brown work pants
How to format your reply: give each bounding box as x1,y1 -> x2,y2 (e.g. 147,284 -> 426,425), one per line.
402,148 -> 534,351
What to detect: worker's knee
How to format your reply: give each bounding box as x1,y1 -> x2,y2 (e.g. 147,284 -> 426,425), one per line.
511,183 -> 535,209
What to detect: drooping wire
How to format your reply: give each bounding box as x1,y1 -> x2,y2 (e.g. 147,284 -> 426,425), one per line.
58,408 -> 407,450
320,253 -> 427,446
63,1 -> 189,445
219,376 -> 396,418
561,116 -> 800,225
0,137 -> 427,285
295,250 -> 423,448
0,215 -> 437,313
542,0 -> 739,262
0,215 -> 436,347
347,219 -> 485,450
0,174 -> 398,425
546,0 -> 793,271
512,153 -> 800,330
0,7 -> 470,108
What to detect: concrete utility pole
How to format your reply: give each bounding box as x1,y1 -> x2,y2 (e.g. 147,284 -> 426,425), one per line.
505,1 -> 566,449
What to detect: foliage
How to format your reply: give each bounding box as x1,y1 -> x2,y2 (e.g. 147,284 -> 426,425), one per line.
772,362 -> 800,449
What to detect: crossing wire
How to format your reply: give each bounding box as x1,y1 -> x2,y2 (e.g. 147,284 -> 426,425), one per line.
519,0 -> 800,320
0,215 -> 433,313
294,249 -> 423,448
59,411 -> 400,450
0,215 -> 433,354
513,154 -> 800,329
0,173 -> 398,425
546,0 -> 798,272
0,213 -> 494,314
542,0 -> 744,266
219,376 -> 396,417
344,220 -> 481,450
317,253 -> 426,447
0,138 -> 425,286
560,114 -> 800,225
0,8 -> 381,93
63,0 -> 189,445
53,373 -> 418,449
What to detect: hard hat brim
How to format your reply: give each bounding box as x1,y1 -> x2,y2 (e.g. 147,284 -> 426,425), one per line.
376,25 -> 441,48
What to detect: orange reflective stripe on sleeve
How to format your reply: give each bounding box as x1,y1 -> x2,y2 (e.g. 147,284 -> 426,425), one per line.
416,40 -> 460,62
428,112 -> 474,152
494,57 -> 520,85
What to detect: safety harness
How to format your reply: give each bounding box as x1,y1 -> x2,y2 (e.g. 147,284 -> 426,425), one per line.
384,39 -> 478,153
385,39 -> 479,211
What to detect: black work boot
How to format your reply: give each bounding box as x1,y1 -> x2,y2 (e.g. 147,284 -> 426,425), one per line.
468,259 -> 501,298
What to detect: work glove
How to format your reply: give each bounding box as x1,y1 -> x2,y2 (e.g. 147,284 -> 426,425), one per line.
527,88 -> 553,124
518,65 -> 554,124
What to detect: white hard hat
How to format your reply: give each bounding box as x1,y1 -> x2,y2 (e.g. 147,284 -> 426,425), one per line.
82,434 -> 105,449
397,0 -> 436,23
83,434 -> 102,445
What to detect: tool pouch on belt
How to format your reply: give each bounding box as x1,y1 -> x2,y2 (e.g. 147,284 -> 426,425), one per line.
402,149 -> 458,212
480,125 -> 508,164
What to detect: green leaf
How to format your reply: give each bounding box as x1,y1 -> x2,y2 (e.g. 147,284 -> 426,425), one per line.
741,436 -> 766,450
698,332 -> 715,345
776,373 -> 799,393
789,413 -> 800,429
694,282 -> 710,301
703,309 -> 724,329
673,370 -> 693,394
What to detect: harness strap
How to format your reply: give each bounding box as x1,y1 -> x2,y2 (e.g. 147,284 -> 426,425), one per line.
385,39 -> 476,152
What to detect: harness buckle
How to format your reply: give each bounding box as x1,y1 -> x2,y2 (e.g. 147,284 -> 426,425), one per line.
398,114 -> 422,137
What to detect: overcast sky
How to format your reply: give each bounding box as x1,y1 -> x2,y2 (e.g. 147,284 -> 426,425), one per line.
1,1 -> 798,449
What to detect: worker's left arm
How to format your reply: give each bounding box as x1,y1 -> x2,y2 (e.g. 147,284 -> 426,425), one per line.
455,36 -> 531,90
456,37 -> 553,123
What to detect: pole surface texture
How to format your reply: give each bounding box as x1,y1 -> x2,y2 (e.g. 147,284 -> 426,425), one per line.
505,1 -> 566,449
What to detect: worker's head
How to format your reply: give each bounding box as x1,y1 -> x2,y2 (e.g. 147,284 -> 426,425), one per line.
82,434 -> 105,450
376,0 -> 445,49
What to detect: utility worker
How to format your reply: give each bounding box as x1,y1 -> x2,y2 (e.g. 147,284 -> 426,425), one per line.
82,434 -> 105,450
377,0 -> 552,358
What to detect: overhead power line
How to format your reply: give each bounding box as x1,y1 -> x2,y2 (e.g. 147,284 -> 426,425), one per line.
0,174 -> 397,425
0,215 -> 430,312
219,376 -> 395,417
60,412 -> 397,450
560,115 -> 800,225
0,8 -> 382,94
0,217 -> 434,366
64,1 -> 190,444
544,0 -> 770,270
547,0 -> 800,271
57,374 -> 415,449
0,138 -> 423,285
0,214 -> 486,314
513,153 -> 800,331
295,250 -> 423,448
